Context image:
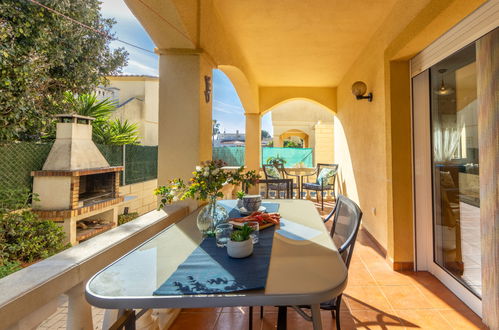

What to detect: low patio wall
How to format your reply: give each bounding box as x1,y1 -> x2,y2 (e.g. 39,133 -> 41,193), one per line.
0,204 -> 189,330
119,179 -> 158,215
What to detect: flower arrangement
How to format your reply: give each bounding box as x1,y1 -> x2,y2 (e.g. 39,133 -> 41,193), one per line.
154,160 -> 260,209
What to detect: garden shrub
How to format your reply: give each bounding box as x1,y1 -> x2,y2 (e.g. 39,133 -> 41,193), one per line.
0,210 -> 68,264
0,260 -> 21,278
118,212 -> 139,226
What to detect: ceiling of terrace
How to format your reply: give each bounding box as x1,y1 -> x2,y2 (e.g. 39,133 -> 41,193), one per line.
213,0 -> 399,87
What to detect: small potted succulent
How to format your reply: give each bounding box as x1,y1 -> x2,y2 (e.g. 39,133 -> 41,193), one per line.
236,190 -> 245,208
227,223 -> 254,258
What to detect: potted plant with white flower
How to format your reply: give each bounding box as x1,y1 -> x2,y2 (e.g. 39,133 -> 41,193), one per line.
155,160 -> 259,236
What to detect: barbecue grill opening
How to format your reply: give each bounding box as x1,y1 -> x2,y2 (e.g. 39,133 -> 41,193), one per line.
78,172 -> 116,206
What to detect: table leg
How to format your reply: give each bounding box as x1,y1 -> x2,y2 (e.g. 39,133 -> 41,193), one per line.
277,306 -> 287,330
249,306 -> 253,329
311,304 -> 323,330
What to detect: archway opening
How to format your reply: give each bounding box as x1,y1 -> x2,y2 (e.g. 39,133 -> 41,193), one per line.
261,99 -> 334,169
211,69 -> 246,166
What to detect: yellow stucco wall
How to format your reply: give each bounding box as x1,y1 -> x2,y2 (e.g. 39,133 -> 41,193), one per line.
334,0 -> 485,263
106,76 -> 159,146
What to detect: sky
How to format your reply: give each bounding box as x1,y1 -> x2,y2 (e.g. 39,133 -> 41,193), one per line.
100,0 -> 273,135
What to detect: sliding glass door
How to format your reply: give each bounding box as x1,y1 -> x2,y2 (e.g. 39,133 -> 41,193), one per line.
429,44 -> 481,298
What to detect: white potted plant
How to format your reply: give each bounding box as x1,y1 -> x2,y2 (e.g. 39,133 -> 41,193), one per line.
227,223 -> 254,258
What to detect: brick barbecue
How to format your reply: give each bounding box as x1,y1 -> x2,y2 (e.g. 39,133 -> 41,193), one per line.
32,114 -> 124,244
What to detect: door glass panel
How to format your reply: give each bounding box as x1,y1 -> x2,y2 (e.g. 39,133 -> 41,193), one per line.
430,44 -> 481,297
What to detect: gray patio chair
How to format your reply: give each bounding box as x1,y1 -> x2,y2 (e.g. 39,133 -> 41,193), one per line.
250,195 -> 362,330
262,163 -> 299,198
301,163 -> 338,210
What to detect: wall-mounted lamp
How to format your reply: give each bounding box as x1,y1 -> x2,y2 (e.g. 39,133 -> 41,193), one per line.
351,81 -> 373,102
204,75 -> 212,103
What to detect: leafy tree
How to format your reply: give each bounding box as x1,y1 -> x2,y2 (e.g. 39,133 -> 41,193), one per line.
261,130 -> 271,139
0,0 -> 128,141
212,120 -> 221,136
284,139 -> 303,148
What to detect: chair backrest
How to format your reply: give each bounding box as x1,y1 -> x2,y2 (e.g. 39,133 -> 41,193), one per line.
330,195 -> 362,268
316,163 -> 339,186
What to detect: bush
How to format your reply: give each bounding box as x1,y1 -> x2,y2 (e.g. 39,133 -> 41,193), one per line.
118,212 -> 139,226
0,260 -> 21,278
0,188 -> 38,215
0,211 -> 68,264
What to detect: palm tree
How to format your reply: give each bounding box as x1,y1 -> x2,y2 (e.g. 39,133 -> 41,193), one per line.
64,91 -> 139,145
64,91 -> 117,119
93,119 -> 140,145
212,120 -> 221,146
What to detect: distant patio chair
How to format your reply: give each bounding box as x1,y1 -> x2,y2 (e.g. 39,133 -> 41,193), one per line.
301,163 -> 338,210
262,162 -> 299,199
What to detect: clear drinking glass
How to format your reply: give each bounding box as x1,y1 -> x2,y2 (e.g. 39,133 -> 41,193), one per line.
248,221 -> 259,244
215,223 -> 233,247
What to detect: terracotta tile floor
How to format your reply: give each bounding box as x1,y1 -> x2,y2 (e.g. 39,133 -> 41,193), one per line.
170,200 -> 487,330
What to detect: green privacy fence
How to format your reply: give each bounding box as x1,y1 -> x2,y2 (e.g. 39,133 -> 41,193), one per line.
123,145 -> 158,185
262,147 -> 313,167
212,147 -> 246,166
212,146 -> 313,168
0,141 -> 158,191
0,142 -> 54,190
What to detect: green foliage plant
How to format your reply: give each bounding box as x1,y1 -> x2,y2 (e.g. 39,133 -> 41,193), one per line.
0,0 -> 128,141
283,140 -> 303,148
236,191 -> 246,200
155,160 -> 260,209
118,212 -> 139,226
230,223 -> 254,242
0,260 -> 21,278
0,187 -> 67,278
0,210 -> 68,264
64,91 -> 140,145
266,156 -> 286,166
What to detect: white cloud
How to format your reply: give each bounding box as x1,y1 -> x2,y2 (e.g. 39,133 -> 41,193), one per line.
213,106 -> 233,114
123,60 -> 158,76
212,100 -> 244,113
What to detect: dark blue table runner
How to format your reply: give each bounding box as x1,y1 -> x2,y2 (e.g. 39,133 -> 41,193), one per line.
153,202 -> 279,295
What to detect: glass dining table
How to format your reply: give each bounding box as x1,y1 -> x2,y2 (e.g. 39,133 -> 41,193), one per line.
85,199 -> 347,330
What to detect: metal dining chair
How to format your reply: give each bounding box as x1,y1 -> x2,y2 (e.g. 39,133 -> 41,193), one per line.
301,163 -> 338,210
250,195 -> 362,330
262,163 -> 299,198
292,195 -> 363,329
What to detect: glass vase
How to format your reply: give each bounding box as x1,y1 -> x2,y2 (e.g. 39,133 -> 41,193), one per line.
196,196 -> 229,237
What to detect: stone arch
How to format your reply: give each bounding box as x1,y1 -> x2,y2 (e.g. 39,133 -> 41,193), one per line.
279,129 -> 310,148
259,87 -> 337,114
217,65 -> 259,114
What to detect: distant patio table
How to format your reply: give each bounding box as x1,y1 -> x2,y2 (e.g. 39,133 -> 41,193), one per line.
85,199 -> 348,330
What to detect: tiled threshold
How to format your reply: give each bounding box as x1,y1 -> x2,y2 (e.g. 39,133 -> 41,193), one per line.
170,201 -> 487,329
